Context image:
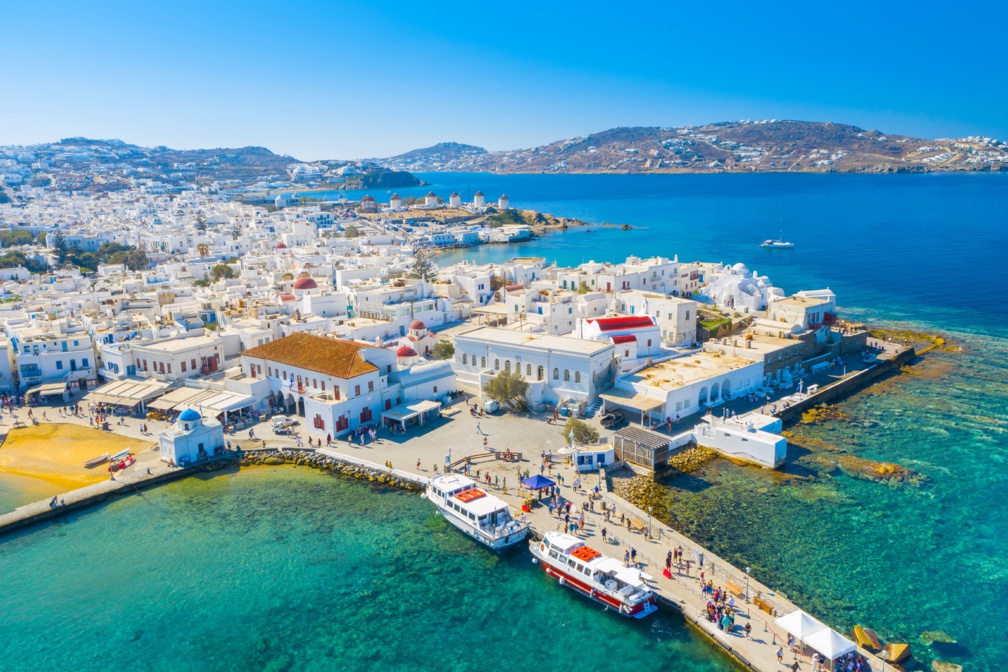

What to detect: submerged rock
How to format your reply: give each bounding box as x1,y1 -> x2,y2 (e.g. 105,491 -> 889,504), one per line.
921,630 -> 956,645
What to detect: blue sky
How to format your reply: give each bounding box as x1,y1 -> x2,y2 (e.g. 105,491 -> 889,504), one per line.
2,0 -> 1005,159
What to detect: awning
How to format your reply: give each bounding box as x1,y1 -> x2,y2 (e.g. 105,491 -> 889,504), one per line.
804,628 -> 856,660
520,474 -> 555,490
775,610 -> 827,643
382,399 -> 441,423
26,383 -> 67,397
147,387 -> 207,411
84,378 -> 172,406
599,387 -> 664,412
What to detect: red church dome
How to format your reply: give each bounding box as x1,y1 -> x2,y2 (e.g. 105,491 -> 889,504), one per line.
292,276 -> 318,290
409,319 -> 426,331
396,345 -> 418,357
275,242 -> 288,249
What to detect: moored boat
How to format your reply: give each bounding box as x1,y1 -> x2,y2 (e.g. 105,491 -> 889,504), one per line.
84,453 -> 110,468
425,473 -> 529,551
530,532 -> 658,619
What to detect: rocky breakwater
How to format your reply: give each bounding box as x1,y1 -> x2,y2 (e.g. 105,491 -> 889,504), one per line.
240,448 -> 423,492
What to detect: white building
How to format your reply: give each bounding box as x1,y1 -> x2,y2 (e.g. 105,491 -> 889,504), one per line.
132,333 -> 225,381
453,327 -> 615,406
158,407 -> 225,467
613,291 -> 697,347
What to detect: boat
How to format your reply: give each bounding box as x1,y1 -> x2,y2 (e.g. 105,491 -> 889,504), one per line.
852,624 -> 882,652
84,453 -> 110,468
425,473 -> 529,551
760,229 -> 794,249
529,532 -> 658,619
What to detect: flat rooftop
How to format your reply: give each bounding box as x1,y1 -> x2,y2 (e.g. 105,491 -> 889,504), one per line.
136,334 -> 220,353
624,351 -> 756,391
457,326 -> 612,356
772,295 -> 830,308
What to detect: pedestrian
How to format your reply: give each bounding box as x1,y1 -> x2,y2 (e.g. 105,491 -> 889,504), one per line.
777,647 -> 784,665
630,547 -> 637,565
416,459 -> 421,471
601,527 -> 607,542
624,549 -> 630,566
476,422 -> 482,435
666,551 -> 672,571
744,622 -> 751,639
326,433 -> 332,446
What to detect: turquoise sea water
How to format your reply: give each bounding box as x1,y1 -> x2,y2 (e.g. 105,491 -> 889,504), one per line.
0,467 -> 736,672
4,174 -> 1007,670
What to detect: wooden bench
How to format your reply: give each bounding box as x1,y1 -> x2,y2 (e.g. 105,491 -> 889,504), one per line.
726,581 -> 744,597
629,518 -> 647,533
753,596 -> 776,616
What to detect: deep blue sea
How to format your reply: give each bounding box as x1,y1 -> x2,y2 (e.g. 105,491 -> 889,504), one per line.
2,173 -> 1006,671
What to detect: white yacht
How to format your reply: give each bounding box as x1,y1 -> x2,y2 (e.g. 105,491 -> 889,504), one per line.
530,532 -> 659,619
760,229 -> 794,249
424,473 -> 529,551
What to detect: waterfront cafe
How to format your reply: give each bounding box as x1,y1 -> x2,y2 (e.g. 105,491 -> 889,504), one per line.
146,386 -> 258,430
84,378 -> 172,415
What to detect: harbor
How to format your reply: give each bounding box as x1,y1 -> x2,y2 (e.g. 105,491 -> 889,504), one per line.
2,369 -> 916,672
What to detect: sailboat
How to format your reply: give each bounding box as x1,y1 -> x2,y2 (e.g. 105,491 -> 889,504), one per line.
761,207 -> 794,248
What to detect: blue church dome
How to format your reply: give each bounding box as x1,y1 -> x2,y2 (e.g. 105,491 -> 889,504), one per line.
178,408 -> 201,422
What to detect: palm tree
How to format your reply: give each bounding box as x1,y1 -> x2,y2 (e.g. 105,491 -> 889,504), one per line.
196,243 -> 209,260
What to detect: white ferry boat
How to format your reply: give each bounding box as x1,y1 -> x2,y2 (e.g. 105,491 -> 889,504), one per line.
530,532 -> 658,619
424,473 -> 529,551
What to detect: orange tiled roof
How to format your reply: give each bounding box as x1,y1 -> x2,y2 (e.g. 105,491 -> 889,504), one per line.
242,333 -> 378,379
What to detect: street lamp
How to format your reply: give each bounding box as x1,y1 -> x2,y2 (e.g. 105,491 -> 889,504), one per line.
648,506 -> 653,539
745,566 -> 751,602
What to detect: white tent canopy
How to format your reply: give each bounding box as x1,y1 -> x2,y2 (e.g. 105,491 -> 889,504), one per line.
775,610 -> 827,642
804,628 -> 856,661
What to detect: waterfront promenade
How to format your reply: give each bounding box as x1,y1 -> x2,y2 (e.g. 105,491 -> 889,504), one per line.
0,388 -> 892,671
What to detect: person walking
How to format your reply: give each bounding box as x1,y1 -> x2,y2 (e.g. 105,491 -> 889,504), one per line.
476,422 -> 482,435
744,622 -> 751,639
601,527 -> 607,543
777,647 -> 784,666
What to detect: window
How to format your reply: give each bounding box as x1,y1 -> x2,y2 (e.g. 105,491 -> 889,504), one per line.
321,381 -> 326,391
481,357 -> 486,368
504,360 -> 510,373
433,386 -> 437,393
537,366 -> 544,381
526,364 -> 531,377
574,371 -> 581,384
564,370 -> 570,382
462,354 -> 468,365
368,381 -> 374,392
686,311 -> 690,320
386,364 -> 392,374
73,340 -> 79,346
56,361 -> 63,370
354,385 -> 361,396
268,367 -> 272,377
553,368 -> 559,380
191,359 -> 197,370
647,339 -> 652,347
494,359 -> 500,371
181,361 -> 187,372
167,363 -> 172,373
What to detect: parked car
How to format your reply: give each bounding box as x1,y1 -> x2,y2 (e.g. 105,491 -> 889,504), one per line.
482,399 -> 500,414
272,425 -> 294,435
600,410 -> 625,429
272,416 -> 297,430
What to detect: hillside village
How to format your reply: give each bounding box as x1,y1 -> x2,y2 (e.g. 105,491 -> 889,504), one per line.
0,176 -> 873,468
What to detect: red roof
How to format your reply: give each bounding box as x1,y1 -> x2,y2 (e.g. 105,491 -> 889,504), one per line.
611,334 -> 637,344
279,293 -> 296,302
396,345 -> 418,357
409,319 -> 426,330
504,284 -> 524,292
591,316 -> 655,332
275,242 -> 288,249
292,276 -> 318,290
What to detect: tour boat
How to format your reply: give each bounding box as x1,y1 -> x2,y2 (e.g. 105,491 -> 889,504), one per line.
529,532 -> 658,619
424,473 -> 529,551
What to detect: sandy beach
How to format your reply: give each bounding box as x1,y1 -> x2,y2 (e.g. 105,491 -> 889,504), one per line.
0,423 -> 154,491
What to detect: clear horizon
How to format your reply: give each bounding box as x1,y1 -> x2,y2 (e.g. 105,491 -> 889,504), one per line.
2,0 -> 1006,160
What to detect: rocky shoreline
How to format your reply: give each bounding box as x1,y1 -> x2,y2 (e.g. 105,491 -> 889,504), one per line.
240,448 -> 424,492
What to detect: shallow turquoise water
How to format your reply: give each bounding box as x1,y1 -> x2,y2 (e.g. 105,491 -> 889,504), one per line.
659,334 -> 1008,672
0,467 -> 737,672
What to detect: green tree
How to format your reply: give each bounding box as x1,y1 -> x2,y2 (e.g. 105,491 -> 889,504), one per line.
483,369 -> 529,412
0,229 -> 33,247
35,231 -> 46,246
562,417 -> 599,445
343,225 -> 360,238
577,281 -> 590,295
410,248 -> 436,281
51,231 -> 68,265
430,339 -> 455,360
210,263 -> 236,281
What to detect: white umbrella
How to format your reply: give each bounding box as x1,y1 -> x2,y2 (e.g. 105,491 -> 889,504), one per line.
804,628 -> 856,670
775,610 -> 827,644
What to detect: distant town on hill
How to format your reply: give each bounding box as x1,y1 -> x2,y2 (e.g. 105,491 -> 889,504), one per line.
2,120 -> 1006,201
374,121 -> 1008,174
